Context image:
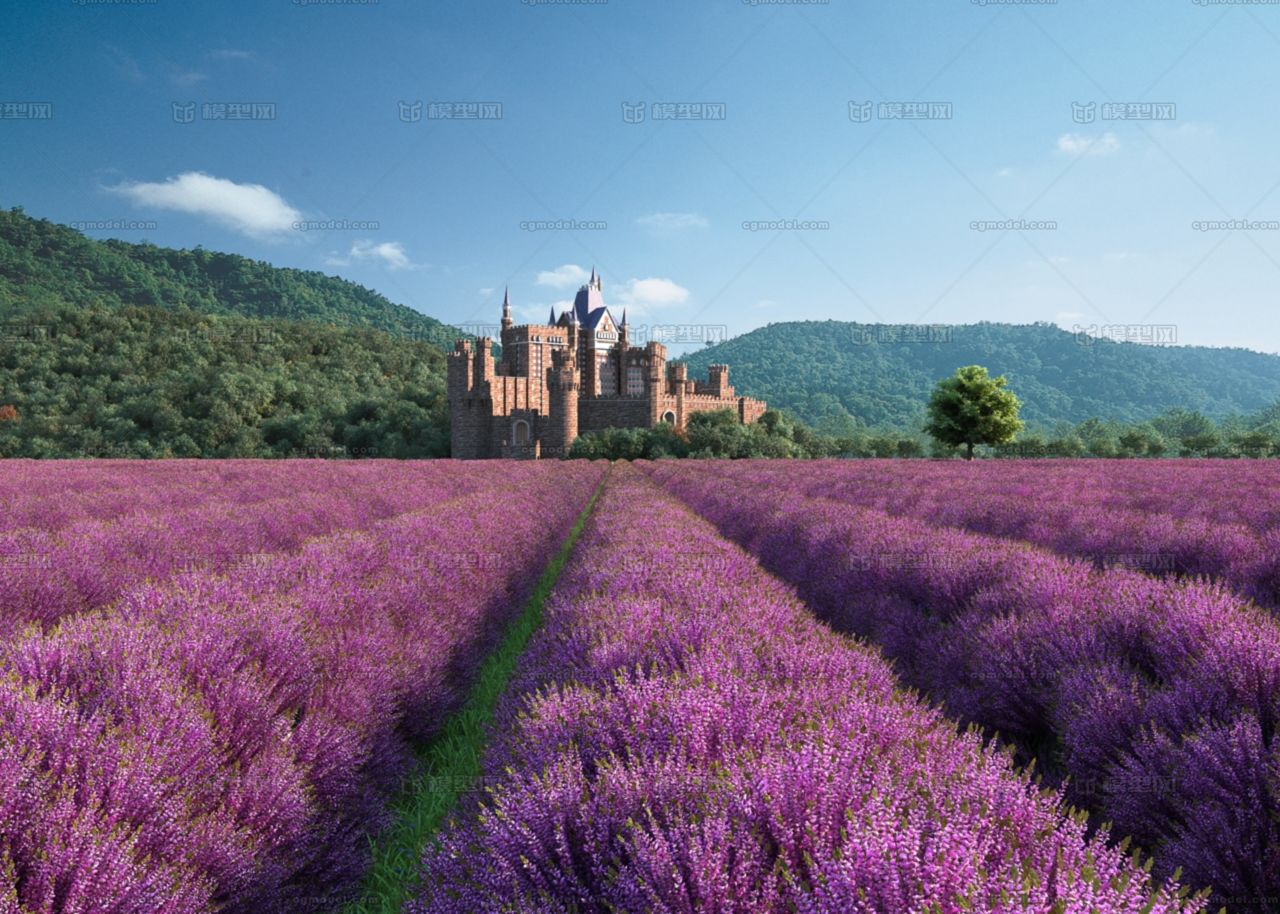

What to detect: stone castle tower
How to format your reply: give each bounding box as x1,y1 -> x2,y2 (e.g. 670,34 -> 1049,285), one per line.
447,272 -> 766,459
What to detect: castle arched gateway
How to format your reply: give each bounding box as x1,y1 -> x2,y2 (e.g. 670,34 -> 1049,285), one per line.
448,272 -> 767,459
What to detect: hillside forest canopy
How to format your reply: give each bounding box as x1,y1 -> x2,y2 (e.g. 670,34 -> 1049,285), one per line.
3,208 -> 1280,458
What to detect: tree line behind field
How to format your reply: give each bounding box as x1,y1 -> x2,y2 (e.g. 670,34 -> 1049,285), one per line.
568,404 -> 1280,460
0,306 -> 450,459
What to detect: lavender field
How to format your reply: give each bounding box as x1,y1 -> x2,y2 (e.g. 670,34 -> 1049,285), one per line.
3,459 -> 1276,913
645,460 -> 1280,913
0,460 -> 604,913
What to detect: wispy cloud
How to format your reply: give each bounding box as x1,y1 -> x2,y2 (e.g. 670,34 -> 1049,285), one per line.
107,171 -> 302,238
536,264 -> 591,289
104,45 -> 144,83
210,49 -> 255,61
528,271 -> 690,318
326,240 -> 417,271
1057,132 -> 1120,157
169,67 -> 209,88
636,212 -> 709,233
515,299 -> 573,325
615,277 -> 691,309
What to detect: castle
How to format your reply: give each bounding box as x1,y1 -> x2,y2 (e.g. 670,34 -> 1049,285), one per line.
448,271 -> 767,459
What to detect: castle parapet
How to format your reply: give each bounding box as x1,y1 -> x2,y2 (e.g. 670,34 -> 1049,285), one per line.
691,364 -> 733,399
446,280 -> 765,458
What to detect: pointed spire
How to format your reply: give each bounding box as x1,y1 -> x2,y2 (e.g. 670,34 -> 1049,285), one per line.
620,308 -> 628,327
501,286 -> 513,328
549,306 -> 557,324
589,266 -> 597,287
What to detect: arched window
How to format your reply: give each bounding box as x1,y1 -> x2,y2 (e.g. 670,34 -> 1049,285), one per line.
661,411 -> 676,425
513,420 -> 531,445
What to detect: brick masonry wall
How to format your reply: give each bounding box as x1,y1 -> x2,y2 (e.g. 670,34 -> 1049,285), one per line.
447,324 -> 766,458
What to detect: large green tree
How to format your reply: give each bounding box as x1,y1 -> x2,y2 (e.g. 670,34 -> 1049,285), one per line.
925,365 -> 1024,460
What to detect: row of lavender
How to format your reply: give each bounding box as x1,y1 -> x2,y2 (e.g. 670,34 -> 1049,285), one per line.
0,461 -> 605,914
783,459 -> 1280,530
647,461 -> 1280,911
412,466 -> 1203,914
0,460 -> 440,533
739,459 -> 1280,607
0,462 -> 502,637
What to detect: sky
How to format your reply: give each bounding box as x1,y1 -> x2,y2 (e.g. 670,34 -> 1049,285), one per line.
3,0 -> 1280,354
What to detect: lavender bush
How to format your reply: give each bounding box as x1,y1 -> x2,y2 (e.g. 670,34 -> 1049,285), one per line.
413,466 -> 1203,914
711,459 -> 1280,607
647,460 -> 1280,911
0,461 -> 503,636
0,461 -> 605,913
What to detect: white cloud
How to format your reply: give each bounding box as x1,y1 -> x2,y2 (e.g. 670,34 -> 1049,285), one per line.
107,171 -> 302,237
517,299 -> 574,325
478,287 -> 496,297
170,68 -> 208,87
105,45 -> 144,83
210,49 -> 254,61
636,212 -> 709,233
1159,122 -> 1215,140
536,264 -> 591,289
326,240 -> 416,271
1057,132 -> 1120,157
616,277 -> 690,308
996,167 -> 1012,178
531,269 -> 691,316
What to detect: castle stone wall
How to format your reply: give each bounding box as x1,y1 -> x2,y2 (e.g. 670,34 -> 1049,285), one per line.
446,284 -> 766,459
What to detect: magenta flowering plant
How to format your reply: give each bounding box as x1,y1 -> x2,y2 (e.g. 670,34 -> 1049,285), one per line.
0,461 -> 514,636
646,460 -> 1280,911
698,458 -> 1280,609
0,460 -> 436,532
0,461 -> 605,913
413,466 -> 1203,914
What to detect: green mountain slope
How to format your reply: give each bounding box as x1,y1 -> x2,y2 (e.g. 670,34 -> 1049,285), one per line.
0,208 -> 457,457
0,207 -> 456,346
0,306 -> 450,458
685,320 -> 1280,434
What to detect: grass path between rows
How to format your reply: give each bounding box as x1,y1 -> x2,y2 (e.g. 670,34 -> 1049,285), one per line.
336,472 -> 607,914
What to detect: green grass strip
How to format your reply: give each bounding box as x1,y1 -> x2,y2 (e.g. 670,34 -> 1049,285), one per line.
337,474 -> 606,914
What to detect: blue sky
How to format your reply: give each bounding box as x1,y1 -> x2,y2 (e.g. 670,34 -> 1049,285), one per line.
3,0 -> 1280,353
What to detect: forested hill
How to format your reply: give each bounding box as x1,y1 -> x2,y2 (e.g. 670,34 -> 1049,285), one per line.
0,207 -> 456,346
0,307 -> 450,458
0,208 -> 457,458
686,320 -> 1280,434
